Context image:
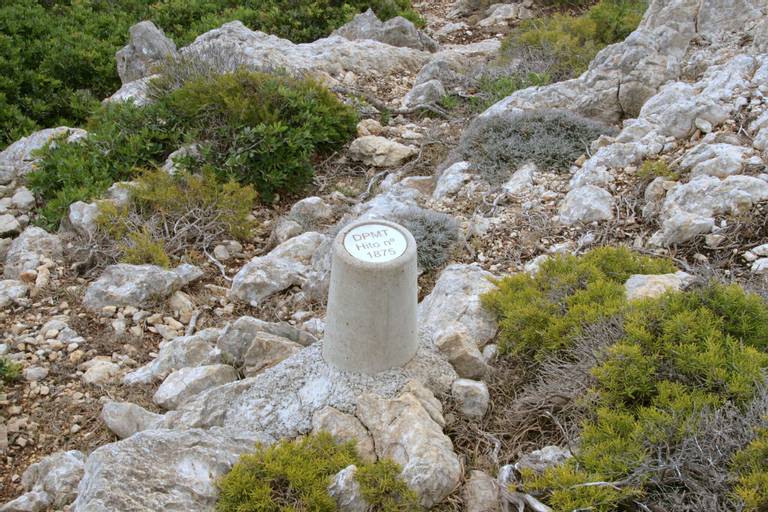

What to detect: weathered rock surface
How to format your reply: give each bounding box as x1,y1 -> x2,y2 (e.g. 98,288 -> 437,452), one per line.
153,364 -> 238,410
435,329 -> 489,379
231,232 -> 326,306
356,389 -> 461,507
13,450 -> 85,509
123,329 -> 222,385
71,429 -> 271,512
83,263 -> 203,311
624,271 -> 693,301
559,185 -> 614,225
0,127 -> 86,185
334,9 -> 438,52
328,465 -> 367,512
242,332 -> 303,377
451,378 -> 490,419
100,401 -> 164,439
116,21 -> 177,84
349,136 -> 418,167
515,445 -> 572,474
402,79 -> 446,109
217,316 -> 317,366
0,279 -> 28,309
4,227 -> 63,280
418,264 -> 497,347
463,470 -> 500,512
312,406 -> 376,462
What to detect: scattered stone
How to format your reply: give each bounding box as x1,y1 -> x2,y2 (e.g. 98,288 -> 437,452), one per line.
100,401 -> 164,439
435,329 -> 489,379
242,332 -> 304,377
463,470 -> 500,512
11,187 -> 35,211
402,79 -> 446,109
328,465 -> 367,512
289,196 -> 334,225
83,263 -> 203,311
515,445 -> 572,474
349,136 -> 417,167
0,280 -> 28,309
356,119 -> 383,137
451,378 -> 489,420
82,360 -> 120,385
153,364 -> 238,410
22,367 -> 48,382
559,185 -> 615,225
478,3 -> 534,28
624,271 -> 693,301
3,227 -> 62,279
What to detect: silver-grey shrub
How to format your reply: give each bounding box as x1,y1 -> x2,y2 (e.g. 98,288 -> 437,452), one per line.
458,109 -> 616,184
393,207 -> 460,271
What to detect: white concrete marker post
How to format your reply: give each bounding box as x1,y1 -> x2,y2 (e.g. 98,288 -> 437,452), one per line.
324,219 -> 418,374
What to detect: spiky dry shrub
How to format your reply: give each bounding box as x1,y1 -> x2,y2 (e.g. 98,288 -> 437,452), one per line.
393,208 -> 460,271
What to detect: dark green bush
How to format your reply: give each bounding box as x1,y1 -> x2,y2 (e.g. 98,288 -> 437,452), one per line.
0,0 -> 417,148
459,109 -> 615,184
501,0 -> 647,81
216,432 -> 419,511
29,70 -> 357,228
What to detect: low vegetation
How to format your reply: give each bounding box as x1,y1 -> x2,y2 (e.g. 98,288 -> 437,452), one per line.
458,109 -> 615,184
0,357 -> 22,391
0,0 -> 417,148
29,70 -> 357,229
393,208 -> 460,271
216,432 -> 420,511
91,169 -> 257,267
501,0 -> 647,81
482,247 -> 768,511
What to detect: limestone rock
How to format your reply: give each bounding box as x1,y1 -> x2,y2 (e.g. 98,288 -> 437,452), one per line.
356,390 -> 461,507
503,163 -> 537,196
153,364 -> 238,410
680,143 -> 754,178
401,79 -> 446,109
433,161 -> 471,200
217,316 -> 317,366
71,428 -> 270,512
10,187 -> 34,211
82,360 -> 120,385
649,211 -> 715,246
334,9 -> 438,52
0,214 -> 20,237
231,232 -> 327,306
289,196 -> 334,225
0,127 -> 86,185
463,470 -> 500,512
65,201 -> 101,238
0,280 -> 28,309
312,407 -> 376,462
515,445 -> 572,474
4,227 -> 63,280
451,378 -> 489,419
83,263 -> 203,311
100,401 -> 164,439
243,332 -> 303,377
624,271 -> 692,301
271,217 -> 305,245
116,21 -> 177,84
559,185 -> 614,225
478,3 -> 534,28
419,264 -> 497,347
349,136 -> 417,167
23,366 -> 48,382
123,329 -> 222,385
0,491 -> 50,512
328,465 -> 367,512
20,450 -> 85,508
435,329 -> 489,379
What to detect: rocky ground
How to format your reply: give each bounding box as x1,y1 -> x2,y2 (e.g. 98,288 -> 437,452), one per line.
2,0 -> 768,511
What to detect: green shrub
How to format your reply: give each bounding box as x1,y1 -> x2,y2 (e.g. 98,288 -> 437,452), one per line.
458,109 -> 615,184
501,0 -> 647,81
91,169 -> 257,267
164,70 -> 357,200
216,432 -> 418,512
393,208 -> 460,271
0,0 -> 417,149
482,246 -> 675,358
637,159 -> 679,182
30,70 -> 356,228
732,428 -> 768,511
492,249 -> 768,510
0,357 -> 22,390
469,72 -> 551,112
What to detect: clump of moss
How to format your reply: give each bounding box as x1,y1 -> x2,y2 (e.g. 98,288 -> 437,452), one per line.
458,109 -> 615,184
216,432 -> 419,512
482,246 -> 676,359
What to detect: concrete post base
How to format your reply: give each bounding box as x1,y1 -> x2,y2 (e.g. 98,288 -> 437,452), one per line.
323,219 -> 418,374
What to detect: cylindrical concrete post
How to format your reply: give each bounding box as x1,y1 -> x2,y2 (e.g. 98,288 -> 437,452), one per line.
324,219 -> 418,374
